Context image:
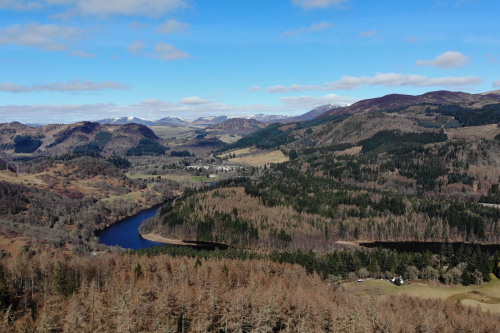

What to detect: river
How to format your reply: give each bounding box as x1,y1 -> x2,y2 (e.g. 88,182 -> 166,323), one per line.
97,205 -> 162,250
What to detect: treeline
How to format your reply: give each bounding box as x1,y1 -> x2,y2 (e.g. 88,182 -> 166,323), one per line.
1,249 -> 498,332
430,103 -> 500,127
132,241 -> 499,286
359,129 -> 447,154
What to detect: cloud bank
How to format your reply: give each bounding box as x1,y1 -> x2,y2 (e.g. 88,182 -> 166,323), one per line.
0,0 -> 188,18
266,72 -> 483,93
0,79 -> 132,93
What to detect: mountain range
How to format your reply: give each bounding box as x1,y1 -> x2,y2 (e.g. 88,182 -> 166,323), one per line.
96,104 -> 340,127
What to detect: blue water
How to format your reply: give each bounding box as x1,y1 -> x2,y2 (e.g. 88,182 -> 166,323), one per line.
97,206 -> 162,250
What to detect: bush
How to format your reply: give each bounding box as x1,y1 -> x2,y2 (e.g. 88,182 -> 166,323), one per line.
405,266 -> 419,281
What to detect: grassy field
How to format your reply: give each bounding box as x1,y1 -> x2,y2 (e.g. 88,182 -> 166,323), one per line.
344,279 -> 500,314
227,150 -> 289,166
218,147 -> 254,158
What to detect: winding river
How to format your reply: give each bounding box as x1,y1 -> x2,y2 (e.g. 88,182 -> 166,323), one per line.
97,205 -> 162,250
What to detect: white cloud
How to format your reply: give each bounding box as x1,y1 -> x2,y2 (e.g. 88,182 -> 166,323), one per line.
493,80 -> 500,87
156,19 -> 189,34
248,85 -> 261,92
153,42 -> 190,60
310,22 -> 332,32
266,73 -> 483,93
292,0 -> 347,9
0,0 -> 44,10
0,22 -> 81,51
360,29 -> 377,38
0,79 -> 131,93
281,21 -> 332,37
1,0 -> 187,17
128,40 -> 146,55
405,37 -> 419,43
70,50 -> 96,58
268,84 -> 320,93
179,96 -> 211,105
129,21 -> 150,30
416,51 -> 470,69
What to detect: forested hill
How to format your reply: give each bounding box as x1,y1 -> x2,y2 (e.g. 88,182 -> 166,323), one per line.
221,90 -> 500,152
147,89 -> 500,251
0,121 -> 169,157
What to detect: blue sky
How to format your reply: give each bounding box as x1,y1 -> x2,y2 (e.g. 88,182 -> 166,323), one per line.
0,0 -> 499,123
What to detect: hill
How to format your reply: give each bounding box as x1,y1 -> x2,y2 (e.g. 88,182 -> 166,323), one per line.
0,121 -> 167,157
319,90 -> 500,118
205,118 -> 266,135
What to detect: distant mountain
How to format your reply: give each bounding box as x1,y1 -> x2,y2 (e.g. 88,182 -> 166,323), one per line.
98,117 -> 155,126
286,104 -> 342,122
94,106 -> 342,128
190,116 -> 230,126
245,114 -> 288,124
154,117 -> 189,126
319,90 -> 500,118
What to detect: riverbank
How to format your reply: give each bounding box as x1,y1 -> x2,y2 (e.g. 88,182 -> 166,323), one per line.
140,233 -> 197,246
140,232 -> 231,250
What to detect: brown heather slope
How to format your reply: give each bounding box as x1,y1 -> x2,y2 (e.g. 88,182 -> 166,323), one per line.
318,90 -> 500,118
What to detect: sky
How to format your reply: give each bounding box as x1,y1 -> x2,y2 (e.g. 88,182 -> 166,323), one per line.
0,0 -> 499,123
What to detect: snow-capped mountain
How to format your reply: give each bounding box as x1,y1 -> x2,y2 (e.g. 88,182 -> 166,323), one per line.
98,117 -> 155,126
245,114 -> 288,123
95,103 -> 344,127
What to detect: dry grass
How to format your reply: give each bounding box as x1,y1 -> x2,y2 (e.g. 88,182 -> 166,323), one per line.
218,147 -> 254,158
228,150 -> 289,166
149,125 -> 200,140
445,124 -> 500,140
335,146 -> 362,156
345,279 -> 500,313
0,170 -> 46,186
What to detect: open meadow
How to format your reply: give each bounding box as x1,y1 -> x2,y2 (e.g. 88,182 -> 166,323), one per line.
345,279 -> 500,314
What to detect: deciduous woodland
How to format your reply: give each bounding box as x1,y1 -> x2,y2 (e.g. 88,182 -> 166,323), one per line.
1,248 -> 499,333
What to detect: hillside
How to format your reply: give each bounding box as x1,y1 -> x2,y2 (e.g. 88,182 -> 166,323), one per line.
0,121 -> 167,157
319,90 -> 500,118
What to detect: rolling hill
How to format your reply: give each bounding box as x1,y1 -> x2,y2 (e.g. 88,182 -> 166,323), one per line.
0,121 -> 166,157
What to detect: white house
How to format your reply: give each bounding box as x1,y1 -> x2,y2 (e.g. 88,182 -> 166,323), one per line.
391,276 -> 404,285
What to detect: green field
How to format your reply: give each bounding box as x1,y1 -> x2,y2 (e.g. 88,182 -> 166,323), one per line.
344,279 -> 500,314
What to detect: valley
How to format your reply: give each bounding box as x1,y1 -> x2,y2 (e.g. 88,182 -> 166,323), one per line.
1,90 -> 500,331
